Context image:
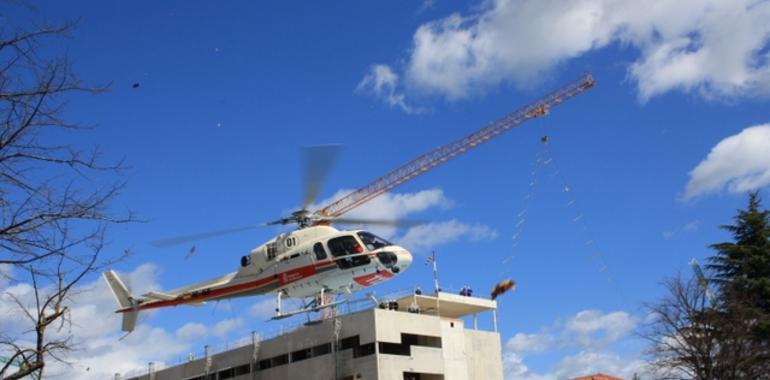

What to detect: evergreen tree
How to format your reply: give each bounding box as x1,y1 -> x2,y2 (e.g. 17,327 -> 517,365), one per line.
644,193 -> 770,379
707,191 -> 770,377
708,191 -> 770,314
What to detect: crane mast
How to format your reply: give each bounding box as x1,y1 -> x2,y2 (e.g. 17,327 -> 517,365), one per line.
317,72 -> 596,219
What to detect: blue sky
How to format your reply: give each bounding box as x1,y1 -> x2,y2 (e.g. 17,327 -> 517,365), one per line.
2,1 -> 770,378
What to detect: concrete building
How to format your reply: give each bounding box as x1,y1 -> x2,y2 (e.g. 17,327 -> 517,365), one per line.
125,291 -> 503,380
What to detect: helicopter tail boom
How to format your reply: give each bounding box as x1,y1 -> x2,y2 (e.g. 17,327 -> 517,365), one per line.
103,270 -> 140,332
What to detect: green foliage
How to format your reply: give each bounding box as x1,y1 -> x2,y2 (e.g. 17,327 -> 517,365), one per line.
708,191 -> 770,319
707,191 -> 770,375
645,192 -> 770,379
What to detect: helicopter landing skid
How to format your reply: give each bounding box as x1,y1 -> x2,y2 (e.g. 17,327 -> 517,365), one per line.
269,298 -> 347,321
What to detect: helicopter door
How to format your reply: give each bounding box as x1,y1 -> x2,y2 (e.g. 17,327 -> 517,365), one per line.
327,235 -> 370,269
314,242 -> 327,260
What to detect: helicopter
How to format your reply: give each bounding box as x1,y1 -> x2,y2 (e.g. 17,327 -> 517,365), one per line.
104,73 -> 595,333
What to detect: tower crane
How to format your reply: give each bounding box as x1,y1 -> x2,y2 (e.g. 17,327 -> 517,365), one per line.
314,72 -> 595,222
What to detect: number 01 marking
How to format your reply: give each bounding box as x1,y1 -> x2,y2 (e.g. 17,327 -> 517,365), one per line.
285,237 -> 297,247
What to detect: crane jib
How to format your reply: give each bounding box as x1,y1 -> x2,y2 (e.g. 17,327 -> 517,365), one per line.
317,72 -> 596,220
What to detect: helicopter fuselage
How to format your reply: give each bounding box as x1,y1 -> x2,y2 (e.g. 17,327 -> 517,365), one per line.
114,226 -> 412,314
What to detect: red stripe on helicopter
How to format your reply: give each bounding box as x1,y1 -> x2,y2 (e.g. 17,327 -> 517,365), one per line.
121,275 -> 281,312
353,270 -> 393,287
117,256 -> 375,313
279,265 -> 316,285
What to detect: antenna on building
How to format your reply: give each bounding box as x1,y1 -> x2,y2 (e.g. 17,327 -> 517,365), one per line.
427,251 -> 440,294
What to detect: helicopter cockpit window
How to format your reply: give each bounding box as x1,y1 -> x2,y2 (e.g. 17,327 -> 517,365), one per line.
327,235 -> 370,269
327,236 -> 363,257
357,232 -> 392,251
313,242 -> 327,260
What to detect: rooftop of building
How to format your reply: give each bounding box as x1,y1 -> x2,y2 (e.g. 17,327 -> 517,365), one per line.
392,290 -> 497,318
571,374 -> 624,380
123,288 -> 499,378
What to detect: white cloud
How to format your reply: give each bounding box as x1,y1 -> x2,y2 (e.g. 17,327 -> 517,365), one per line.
176,322 -> 208,341
46,325 -> 189,380
503,351 -> 552,380
683,220 -> 700,232
0,264 -> 11,288
564,310 -> 636,349
365,0 -> 770,105
395,219 -> 498,252
662,220 -> 700,239
212,318 -> 244,338
314,188 -> 452,237
357,64 -> 420,113
249,298 -> 276,320
314,188 -> 496,251
551,351 -> 648,379
503,309 -> 648,379
684,124 -> 770,200
506,331 -> 555,354
0,263 -> 193,380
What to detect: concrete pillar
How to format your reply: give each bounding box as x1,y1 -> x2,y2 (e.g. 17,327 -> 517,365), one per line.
148,362 -> 155,380
204,344 -> 212,375
251,331 -> 260,380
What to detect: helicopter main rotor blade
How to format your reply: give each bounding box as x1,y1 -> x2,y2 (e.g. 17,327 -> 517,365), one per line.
302,145 -> 342,210
149,224 -> 264,248
331,217 -> 425,227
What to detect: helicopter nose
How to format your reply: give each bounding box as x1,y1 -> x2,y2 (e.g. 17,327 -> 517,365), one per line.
395,247 -> 412,273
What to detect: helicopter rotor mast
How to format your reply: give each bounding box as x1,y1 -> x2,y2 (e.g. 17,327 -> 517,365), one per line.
315,72 -> 596,221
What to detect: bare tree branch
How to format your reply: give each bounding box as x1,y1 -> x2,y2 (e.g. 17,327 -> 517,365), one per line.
641,275 -> 770,379
0,16 -> 136,380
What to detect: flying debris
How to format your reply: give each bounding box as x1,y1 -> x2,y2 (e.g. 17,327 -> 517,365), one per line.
490,279 -> 516,300
540,135 -> 549,144
185,245 -> 196,260
131,82 -> 140,89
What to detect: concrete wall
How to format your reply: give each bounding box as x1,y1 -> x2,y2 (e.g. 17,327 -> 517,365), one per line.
128,303 -> 502,380
464,330 -> 503,380
440,318 -> 469,380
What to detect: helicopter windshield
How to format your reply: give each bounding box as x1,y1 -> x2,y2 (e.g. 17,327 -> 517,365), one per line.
357,231 -> 392,251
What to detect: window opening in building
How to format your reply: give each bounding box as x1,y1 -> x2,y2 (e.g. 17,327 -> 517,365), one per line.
354,342 -> 376,358
232,364 -> 250,376
311,343 -> 332,356
291,347 -> 312,362
339,335 -> 360,350
270,353 -> 289,367
217,368 -> 235,380
379,333 -> 442,356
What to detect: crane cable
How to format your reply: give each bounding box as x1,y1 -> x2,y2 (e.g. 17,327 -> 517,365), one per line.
501,147 -> 546,270
502,131 -> 631,310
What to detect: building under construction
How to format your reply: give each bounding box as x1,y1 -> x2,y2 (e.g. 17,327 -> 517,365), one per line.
125,291 -> 503,380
